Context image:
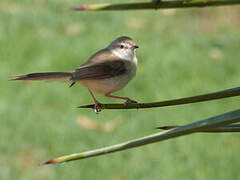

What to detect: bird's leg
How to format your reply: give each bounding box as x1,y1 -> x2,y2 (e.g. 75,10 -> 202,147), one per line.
88,89 -> 102,113
105,94 -> 138,104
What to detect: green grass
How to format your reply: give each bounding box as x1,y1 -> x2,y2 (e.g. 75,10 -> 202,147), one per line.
1,0 -> 240,179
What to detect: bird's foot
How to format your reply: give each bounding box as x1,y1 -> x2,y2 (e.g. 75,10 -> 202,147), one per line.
124,98 -> 138,105
93,102 -> 102,114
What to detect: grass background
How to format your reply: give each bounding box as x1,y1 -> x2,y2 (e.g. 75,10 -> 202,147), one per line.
1,0 -> 240,179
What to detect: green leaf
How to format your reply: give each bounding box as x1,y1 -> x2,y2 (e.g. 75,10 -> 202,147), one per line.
157,124 -> 240,132
43,109 -> 240,165
71,0 -> 240,11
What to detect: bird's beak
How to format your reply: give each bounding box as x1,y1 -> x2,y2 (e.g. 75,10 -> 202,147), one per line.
133,45 -> 139,49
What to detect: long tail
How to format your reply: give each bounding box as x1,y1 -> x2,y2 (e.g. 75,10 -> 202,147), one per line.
10,72 -> 73,81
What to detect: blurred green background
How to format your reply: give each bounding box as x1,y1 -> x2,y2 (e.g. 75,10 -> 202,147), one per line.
1,0 -> 240,179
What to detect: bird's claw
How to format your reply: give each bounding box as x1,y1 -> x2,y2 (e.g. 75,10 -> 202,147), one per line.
124,99 -> 138,105
93,102 -> 102,114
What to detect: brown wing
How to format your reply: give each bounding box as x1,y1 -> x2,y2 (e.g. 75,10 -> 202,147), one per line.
71,60 -> 129,81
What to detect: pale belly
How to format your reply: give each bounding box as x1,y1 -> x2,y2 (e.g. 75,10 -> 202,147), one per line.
79,67 -> 136,95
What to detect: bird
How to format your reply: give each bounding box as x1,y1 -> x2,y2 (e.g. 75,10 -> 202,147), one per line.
11,36 -> 139,112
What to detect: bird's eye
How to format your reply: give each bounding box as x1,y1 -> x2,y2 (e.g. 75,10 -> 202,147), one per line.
120,45 -> 124,49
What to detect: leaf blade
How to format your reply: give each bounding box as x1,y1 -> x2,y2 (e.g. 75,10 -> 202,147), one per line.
71,0 -> 240,11
43,109 -> 240,165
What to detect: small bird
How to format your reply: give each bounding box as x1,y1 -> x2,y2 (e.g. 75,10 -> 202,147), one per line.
11,36 -> 139,112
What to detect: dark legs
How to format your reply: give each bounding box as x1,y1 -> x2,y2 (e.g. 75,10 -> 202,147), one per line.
88,89 -> 102,113
87,90 -> 138,113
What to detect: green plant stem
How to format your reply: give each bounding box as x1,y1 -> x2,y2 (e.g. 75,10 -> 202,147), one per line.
157,124 -> 240,132
78,87 -> 240,110
43,109 -> 240,165
71,0 -> 240,11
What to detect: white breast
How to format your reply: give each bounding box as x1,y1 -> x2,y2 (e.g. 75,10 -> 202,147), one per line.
80,59 -> 137,95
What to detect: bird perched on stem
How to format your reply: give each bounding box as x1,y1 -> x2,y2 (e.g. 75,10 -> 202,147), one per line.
11,36 -> 139,112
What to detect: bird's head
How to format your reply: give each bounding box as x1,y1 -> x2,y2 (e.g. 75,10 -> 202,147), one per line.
108,36 -> 139,60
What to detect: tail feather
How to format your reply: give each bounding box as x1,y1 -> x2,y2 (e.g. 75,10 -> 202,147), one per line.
10,72 -> 73,81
